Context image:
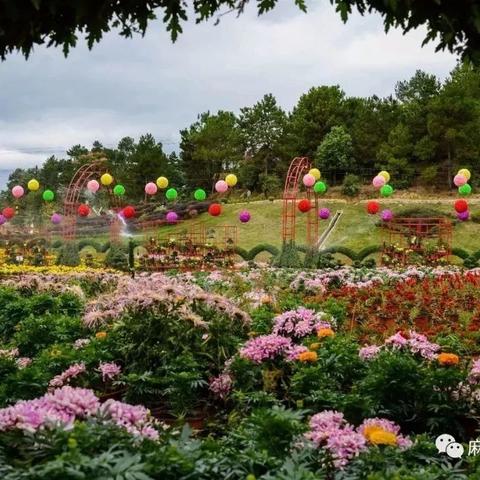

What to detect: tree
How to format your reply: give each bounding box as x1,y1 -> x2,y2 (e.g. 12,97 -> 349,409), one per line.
315,126 -> 354,179
180,111 -> 243,190
286,86 -> 347,159
1,1 -> 479,62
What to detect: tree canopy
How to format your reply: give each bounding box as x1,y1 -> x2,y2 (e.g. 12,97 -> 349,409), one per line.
0,0 -> 479,61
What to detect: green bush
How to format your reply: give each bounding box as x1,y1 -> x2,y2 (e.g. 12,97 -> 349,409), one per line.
105,244 -> 129,271
341,173 -> 361,197
274,242 -> 302,268
56,242 -> 80,266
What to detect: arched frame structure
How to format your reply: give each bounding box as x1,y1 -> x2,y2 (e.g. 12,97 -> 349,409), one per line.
63,160 -> 121,240
282,157 -> 319,246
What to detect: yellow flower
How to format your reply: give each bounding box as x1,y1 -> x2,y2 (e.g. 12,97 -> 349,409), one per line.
309,342 -> 320,351
95,331 -> 107,340
317,327 -> 335,339
298,351 -> 318,362
369,430 -> 398,446
438,353 -> 459,366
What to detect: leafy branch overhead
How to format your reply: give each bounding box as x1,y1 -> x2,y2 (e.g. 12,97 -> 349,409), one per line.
0,0 -> 479,61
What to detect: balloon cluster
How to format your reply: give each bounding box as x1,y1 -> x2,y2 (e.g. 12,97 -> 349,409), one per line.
210,174 -> 239,218
298,168 -> 329,219
372,171 -> 393,197
453,169 -> 472,221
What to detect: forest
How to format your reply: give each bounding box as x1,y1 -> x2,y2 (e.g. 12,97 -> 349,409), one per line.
4,62 -> 480,203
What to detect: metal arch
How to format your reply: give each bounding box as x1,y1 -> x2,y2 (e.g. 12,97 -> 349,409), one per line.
62,159 -> 121,240
281,157 -> 318,246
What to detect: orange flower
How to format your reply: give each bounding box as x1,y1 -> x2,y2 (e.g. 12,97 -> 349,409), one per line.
438,353 -> 459,366
298,351 -> 318,362
95,331 -> 107,340
369,430 -> 398,446
317,327 -> 335,339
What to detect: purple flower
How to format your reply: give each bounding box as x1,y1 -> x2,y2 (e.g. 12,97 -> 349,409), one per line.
359,345 -> 381,361
49,362 -> 86,389
239,334 -> 295,363
98,362 -> 122,382
209,373 -> 233,399
273,307 -> 331,338
468,358 -> 480,384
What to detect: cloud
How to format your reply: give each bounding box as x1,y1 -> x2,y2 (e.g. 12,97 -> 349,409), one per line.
0,0 -> 457,173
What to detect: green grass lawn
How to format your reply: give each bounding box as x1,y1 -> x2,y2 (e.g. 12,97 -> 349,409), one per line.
135,198 -> 480,254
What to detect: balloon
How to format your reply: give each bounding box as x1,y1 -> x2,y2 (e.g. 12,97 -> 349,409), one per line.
194,188 -> 206,201
156,176 -> 169,189
78,204 -> 90,217
367,200 -> 380,215
378,171 -> 390,182
2,207 -> 15,219
100,173 -> 113,186
51,213 -> 62,225
12,186 -> 24,198
166,211 -> 178,224
372,175 -> 386,189
459,184 -> 472,196
454,199 -> 468,213
145,182 -> 158,195
298,199 -> 311,213
27,179 -> 40,191
123,206 -> 136,219
454,174 -> 468,187
318,208 -> 330,220
458,168 -> 471,181
208,203 -> 222,216
381,209 -> 393,222
239,210 -> 251,223
380,184 -> 394,197
113,184 -> 126,196
87,180 -> 100,193
166,188 -> 178,201
457,210 -> 470,221
225,174 -> 238,187
314,181 -> 327,194
215,180 -> 228,193
42,190 -> 55,202
309,168 -> 321,180
303,174 -> 316,188
0,215 -> 7,226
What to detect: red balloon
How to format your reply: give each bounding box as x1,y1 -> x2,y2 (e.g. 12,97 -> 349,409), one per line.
454,199 -> 468,213
2,207 -> 15,219
78,204 -> 90,217
208,203 -> 222,216
298,199 -> 311,213
367,200 -> 380,215
123,206 -> 136,219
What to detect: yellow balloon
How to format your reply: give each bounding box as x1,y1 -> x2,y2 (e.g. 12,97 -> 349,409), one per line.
308,168 -> 321,180
27,179 -> 40,191
378,171 -> 390,183
101,173 -> 113,186
156,176 -> 169,189
225,174 -> 238,187
458,168 -> 471,180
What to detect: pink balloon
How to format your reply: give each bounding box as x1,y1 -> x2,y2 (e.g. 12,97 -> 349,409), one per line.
215,180 -> 228,193
303,174 -> 316,188
166,211 -> 178,223
372,175 -> 386,189
145,182 -> 158,195
11,185 -> 24,198
87,179 -> 100,193
454,174 -> 467,187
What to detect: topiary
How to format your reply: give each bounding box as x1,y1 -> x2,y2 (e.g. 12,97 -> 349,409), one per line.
273,241 -> 302,268
105,244 -> 129,271
56,242 -> 80,266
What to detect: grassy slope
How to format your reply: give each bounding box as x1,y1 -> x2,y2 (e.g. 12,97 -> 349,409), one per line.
138,198 -> 480,254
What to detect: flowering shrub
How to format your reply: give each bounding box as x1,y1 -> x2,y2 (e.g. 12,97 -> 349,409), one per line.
272,307 -> 332,338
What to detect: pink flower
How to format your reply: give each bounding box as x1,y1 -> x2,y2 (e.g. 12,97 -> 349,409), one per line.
357,417 -> 412,449
239,334 -> 295,363
273,307 -> 332,338
49,362 -> 86,389
73,338 -> 91,350
209,373 -> 233,399
16,357 -> 32,369
98,362 -> 121,382
468,358 -> 480,385
359,345 -> 381,361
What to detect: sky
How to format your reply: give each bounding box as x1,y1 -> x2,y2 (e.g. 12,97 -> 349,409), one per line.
0,0 -> 458,185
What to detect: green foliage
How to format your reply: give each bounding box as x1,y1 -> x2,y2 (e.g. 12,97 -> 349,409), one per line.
56,242 -> 80,267
259,173 -> 282,198
316,126 -> 355,175
104,244 -> 129,271
274,242 -> 302,268
341,173 -> 361,197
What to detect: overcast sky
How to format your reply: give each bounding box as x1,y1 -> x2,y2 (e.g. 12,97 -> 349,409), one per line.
0,0 -> 457,174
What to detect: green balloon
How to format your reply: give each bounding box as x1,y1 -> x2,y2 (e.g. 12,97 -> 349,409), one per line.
166,188 -> 178,201
380,184 -> 393,197
459,184 -> 472,196
313,181 -> 327,194
42,189 -> 55,202
194,188 -> 206,201
113,184 -> 126,196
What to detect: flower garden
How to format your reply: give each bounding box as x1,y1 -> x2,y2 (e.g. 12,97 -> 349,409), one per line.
0,265 -> 479,479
